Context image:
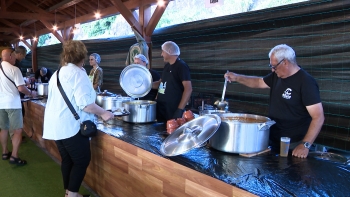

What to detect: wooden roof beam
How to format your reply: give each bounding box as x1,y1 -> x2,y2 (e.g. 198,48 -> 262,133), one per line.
0,11 -> 67,21
1,0 -> 6,12
16,0 -> 69,21
0,35 -> 16,41
47,0 -> 85,12
0,19 -> 16,27
0,27 -> 31,33
40,20 -> 65,43
26,0 -> 161,41
145,1 -> 169,37
110,0 -> 142,35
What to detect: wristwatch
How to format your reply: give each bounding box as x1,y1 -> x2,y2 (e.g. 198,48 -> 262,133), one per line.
303,141 -> 312,149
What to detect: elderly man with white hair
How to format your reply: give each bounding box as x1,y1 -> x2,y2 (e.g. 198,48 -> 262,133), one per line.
133,54 -> 160,101
155,41 -> 192,122
224,44 -> 324,158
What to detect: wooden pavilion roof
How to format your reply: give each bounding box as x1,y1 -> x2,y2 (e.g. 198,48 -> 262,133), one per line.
0,0 -> 169,46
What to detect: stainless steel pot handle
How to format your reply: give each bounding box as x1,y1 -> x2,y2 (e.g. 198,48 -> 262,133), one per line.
177,125 -> 203,144
139,104 -> 150,109
184,125 -> 202,135
258,120 -> 276,131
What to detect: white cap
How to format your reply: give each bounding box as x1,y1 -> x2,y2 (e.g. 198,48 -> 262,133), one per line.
134,54 -> 148,65
161,41 -> 180,56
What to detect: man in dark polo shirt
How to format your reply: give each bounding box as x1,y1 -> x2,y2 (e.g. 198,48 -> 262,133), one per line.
34,67 -> 53,83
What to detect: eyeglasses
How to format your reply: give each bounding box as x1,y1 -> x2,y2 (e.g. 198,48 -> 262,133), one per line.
269,59 -> 284,70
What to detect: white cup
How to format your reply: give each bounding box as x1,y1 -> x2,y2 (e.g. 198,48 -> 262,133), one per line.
280,137 -> 291,157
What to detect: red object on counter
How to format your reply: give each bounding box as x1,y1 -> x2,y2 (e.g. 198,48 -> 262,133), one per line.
176,118 -> 186,126
183,110 -> 194,122
166,119 -> 179,130
167,128 -> 176,135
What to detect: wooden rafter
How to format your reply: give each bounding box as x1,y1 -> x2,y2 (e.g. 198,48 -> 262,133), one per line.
110,0 -> 142,35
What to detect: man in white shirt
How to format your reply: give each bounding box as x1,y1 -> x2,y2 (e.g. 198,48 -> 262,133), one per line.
0,48 -> 34,166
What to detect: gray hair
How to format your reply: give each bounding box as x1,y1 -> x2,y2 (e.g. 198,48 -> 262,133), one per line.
40,67 -> 47,75
90,53 -> 101,64
134,54 -> 148,65
268,44 -> 297,64
161,41 -> 180,56
15,46 -> 27,56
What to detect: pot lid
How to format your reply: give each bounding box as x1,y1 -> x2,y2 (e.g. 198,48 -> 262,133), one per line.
98,90 -> 115,96
160,114 -> 221,156
120,64 -> 152,98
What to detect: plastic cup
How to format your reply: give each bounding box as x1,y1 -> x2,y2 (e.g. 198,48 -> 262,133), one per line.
280,137 -> 291,157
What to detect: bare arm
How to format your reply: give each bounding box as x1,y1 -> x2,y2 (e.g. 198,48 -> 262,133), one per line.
177,81 -> 192,109
83,102 -> 114,121
224,72 -> 269,89
17,85 -> 34,97
152,79 -> 161,89
93,84 -> 99,90
292,102 -> 325,158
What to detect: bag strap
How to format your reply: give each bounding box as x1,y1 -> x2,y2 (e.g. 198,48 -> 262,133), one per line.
57,69 -> 80,120
0,64 -> 17,88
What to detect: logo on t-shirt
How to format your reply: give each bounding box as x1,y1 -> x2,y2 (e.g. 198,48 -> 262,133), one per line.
282,88 -> 292,99
158,82 -> 166,94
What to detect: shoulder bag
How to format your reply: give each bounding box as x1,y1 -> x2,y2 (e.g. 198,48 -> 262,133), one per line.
57,69 -> 97,137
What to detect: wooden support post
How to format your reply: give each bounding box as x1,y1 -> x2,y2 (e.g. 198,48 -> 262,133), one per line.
31,39 -> 38,72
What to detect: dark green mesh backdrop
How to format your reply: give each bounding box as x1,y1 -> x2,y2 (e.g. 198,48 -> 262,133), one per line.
34,0 -> 350,151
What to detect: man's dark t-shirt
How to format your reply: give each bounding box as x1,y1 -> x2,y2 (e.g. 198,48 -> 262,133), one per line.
263,69 -> 321,147
35,68 -> 53,83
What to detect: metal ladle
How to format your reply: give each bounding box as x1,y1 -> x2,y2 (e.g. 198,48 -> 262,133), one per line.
214,70 -> 229,109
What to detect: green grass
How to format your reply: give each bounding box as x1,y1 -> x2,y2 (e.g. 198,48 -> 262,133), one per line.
0,136 -> 94,197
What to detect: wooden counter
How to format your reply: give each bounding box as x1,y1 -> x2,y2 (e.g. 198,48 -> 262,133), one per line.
23,101 -> 256,197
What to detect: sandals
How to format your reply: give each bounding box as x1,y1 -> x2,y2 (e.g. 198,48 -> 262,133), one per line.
2,152 -> 12,160
9,156 -> 27,166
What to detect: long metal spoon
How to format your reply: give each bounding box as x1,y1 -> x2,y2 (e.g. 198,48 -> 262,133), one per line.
215,70 -> 229,109
221,70 -> 229,102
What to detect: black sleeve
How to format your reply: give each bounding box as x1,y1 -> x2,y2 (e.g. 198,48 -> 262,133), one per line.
47,69 -> 53,79
34,69 -> 40,79
150,69 -> 160,82
263,72 -> 274,88
301,74 -> 321,106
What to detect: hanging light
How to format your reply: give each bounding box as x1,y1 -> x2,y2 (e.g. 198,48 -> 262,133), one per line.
73,26 -> 78,34
158,0 -> 165,6
33,22 -> 37,42
19,25 -> 23,40
73,4 -> 78,34
53,10 -> 58,31
94,12 -> 101,19
94,0 -> 101,19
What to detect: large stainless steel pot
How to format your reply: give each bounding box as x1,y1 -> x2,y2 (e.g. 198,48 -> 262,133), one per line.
96,90 -> 116,107
199,109 -> 230,116
209,113 -> 275,154
122,100 -> 156,123
102,96 -> 133,110
37,83 -> 49,96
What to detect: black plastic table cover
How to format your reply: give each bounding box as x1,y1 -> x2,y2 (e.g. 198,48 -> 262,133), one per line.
97,120 -> 350,197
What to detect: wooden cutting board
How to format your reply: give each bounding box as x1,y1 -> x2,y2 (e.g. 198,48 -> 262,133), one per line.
239,148 -> 271,157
